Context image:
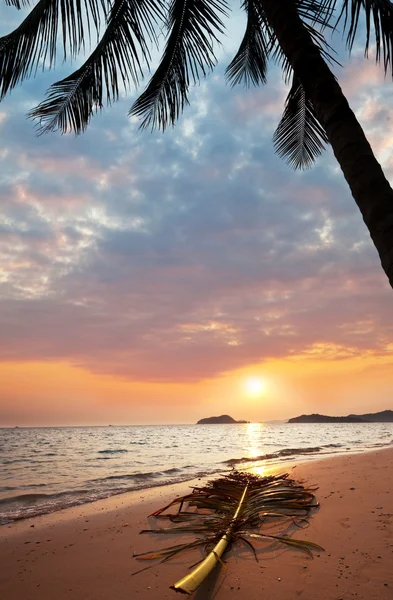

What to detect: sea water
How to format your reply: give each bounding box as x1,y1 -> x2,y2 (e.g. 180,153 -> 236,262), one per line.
1,422 -> 392,524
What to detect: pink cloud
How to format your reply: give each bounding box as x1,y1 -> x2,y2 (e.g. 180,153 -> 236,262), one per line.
339,55 -> 386,100
231,85 -> 287,125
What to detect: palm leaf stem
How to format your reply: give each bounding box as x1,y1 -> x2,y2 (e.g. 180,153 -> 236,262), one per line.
171,484 -> 249,594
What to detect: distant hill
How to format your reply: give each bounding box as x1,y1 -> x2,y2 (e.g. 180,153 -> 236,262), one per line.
347,410 -> 393,422
288,414 -> 367,423
196,414 -> 249,424
288,410 -> 393,423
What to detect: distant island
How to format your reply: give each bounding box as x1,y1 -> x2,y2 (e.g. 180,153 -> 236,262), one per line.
288,414 -> 366,423
288,410 -> 393,423
197,414 -> 249,424
347,410 -> 393,422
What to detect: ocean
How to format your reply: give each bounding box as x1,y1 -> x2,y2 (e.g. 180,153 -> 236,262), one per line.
1,422 -> 392,525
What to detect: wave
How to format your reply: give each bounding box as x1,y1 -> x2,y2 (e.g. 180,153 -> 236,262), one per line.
1,443 -> 348,524
0,467 -> 220,525
0,487 -> 92,506
223,439 -> 393,466
223,444 -> 337,466
98,449 -> 129,454
0,467 -> 189,523
370,440 -> 393,447
89,467 -> 181,485
0,483 -> 47,494
91,471 -> 159,483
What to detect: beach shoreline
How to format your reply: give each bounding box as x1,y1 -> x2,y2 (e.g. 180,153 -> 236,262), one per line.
1,447 -> 392,599
3,422 -> 392,525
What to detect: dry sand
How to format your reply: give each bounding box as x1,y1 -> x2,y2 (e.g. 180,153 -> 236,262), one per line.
1,448 -> 392,600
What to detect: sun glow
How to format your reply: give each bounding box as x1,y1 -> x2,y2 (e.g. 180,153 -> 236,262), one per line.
245,377 -> 266,396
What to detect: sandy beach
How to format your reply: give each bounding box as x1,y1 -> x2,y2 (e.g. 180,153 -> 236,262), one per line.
1,448 -> 392,600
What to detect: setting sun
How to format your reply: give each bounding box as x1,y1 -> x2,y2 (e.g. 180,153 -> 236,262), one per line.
245,377 -> 266,396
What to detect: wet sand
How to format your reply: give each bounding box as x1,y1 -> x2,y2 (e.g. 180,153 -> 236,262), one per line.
1,448 -> 392,599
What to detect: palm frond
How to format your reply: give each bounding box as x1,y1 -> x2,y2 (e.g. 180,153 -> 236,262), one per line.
3,0 -> 32,8
0,0 -> 108,100
225,0 -> 269,87
338,0 -> 393,76
273,74 -> 329,170
129,0 -> 228,130
28,0 -> 163,134
296,0 -> 337,30
134,471 -> 323,595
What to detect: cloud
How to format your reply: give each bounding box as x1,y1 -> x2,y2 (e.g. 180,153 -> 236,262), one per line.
1,7 -> 393,386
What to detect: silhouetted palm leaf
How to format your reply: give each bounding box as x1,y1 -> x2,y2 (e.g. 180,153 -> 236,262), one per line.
129,0 -> 228,130
2,0 -> 392,171
134,471 -> 322,595
297,0 -> 337,29
28,0 -> 163,133
225,0 -> 269,87
273,74 -> 329,169
0,0 -> 108,100
3,0 -> 31,8
337,0 -> 393,75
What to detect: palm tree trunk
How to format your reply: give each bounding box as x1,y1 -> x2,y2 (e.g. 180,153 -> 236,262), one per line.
262,0 -> 393,289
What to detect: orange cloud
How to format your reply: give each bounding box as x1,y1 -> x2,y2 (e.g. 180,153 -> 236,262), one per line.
1,348 -> 392,426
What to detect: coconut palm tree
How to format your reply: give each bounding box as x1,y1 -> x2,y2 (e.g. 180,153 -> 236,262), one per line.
1,0 -> 393,287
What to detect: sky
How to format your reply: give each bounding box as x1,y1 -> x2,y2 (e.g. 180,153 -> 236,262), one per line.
1,3 -> 393,426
